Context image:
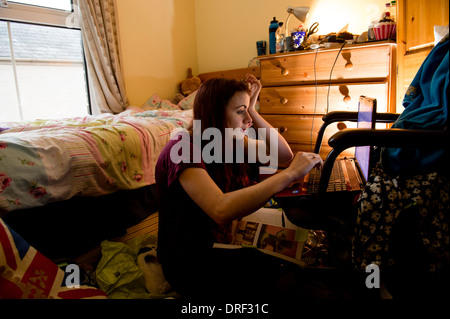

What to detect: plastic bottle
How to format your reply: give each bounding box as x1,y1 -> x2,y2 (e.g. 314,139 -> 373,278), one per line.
275,22 -> 285,53
269,17 -> 279,54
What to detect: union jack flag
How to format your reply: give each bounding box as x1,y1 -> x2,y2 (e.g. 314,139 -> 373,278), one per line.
0,218 -> 107,299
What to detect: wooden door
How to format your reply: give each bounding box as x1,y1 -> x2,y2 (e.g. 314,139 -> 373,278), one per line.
396,0 -> 449,111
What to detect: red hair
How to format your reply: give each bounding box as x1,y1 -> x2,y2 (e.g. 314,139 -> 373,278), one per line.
188,78 -> 251,192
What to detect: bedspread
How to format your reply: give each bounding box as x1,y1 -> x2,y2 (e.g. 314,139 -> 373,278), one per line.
0,108 -> 192,214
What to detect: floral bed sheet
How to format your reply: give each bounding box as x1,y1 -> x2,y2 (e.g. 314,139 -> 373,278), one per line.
0,108 -> 192,214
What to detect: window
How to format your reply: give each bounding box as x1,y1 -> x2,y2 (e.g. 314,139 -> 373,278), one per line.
9,0 -> 72,11
0,0 -> 90,122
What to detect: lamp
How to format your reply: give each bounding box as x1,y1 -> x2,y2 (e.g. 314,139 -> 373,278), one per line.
285,6 -> 310,36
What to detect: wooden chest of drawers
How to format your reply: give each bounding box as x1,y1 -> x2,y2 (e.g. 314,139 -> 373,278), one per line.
257,42 -> 397,159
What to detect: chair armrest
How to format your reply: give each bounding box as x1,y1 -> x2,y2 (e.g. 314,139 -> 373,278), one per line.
314,112 -> 357,153
375,113 -> 401,123
314,112 -> 401,153
317,128 -> 449,197
321,111 -> 359,123
322,111 -> 400,124
328,128 -> 449,153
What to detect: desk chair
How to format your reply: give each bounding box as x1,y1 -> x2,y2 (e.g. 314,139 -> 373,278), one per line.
278,101 -> 449,230
277,96 -> 449,298
280,34 -> 449,298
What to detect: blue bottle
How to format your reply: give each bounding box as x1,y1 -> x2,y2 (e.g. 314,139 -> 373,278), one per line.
269,17 -> 279,54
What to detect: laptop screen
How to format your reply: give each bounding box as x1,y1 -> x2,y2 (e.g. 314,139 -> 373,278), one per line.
354,96 -> 376,181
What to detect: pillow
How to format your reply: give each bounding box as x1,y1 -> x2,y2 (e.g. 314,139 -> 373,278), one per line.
142,94 -> 181,111
141,95 -> 160,110
177,91 -> 197,110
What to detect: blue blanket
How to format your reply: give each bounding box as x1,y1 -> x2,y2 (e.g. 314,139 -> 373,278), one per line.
382,34 -> 449,175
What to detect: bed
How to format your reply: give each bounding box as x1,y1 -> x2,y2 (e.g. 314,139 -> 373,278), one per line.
0,93 -> 194,259
0,65 -> 259,220
0,67 -> 259,299
0,106 -> 193,214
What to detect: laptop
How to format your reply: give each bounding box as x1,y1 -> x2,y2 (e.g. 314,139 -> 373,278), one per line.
275,96 -> 377,198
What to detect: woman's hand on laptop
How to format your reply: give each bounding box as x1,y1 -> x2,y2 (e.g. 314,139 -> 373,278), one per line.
284,151 -> 323,181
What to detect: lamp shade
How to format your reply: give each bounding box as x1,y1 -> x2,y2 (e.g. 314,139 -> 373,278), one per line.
287,6 -> 310,23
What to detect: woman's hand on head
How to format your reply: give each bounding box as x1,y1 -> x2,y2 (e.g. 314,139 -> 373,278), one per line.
245,73 -> 261,111
284,152 -> 323,182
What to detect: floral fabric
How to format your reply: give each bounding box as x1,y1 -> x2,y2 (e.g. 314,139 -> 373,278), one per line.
352,163 -> 450,275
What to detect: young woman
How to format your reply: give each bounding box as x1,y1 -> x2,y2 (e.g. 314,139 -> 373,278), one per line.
155,74 -> 323,298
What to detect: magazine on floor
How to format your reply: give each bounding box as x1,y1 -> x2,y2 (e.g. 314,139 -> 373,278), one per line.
213,208 -> 310,266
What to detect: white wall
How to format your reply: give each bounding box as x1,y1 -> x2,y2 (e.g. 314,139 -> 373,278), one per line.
116,0 -> 198,106
116,0 -> 389,105
194,0 -> 388,73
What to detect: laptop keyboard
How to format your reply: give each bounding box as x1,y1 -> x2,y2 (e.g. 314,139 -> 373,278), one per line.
306,161 -> 347,194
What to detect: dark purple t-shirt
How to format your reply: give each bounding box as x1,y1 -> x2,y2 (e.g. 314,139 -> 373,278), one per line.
155,132 -> 277,297
155,132 -> 216,265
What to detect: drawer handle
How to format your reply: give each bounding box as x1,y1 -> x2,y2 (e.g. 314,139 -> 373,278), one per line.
343,95 -> 351,103
279,126 -> 288,133
280,97 -> 288,104
272,59 -> 289,75
342,52 -> 353,70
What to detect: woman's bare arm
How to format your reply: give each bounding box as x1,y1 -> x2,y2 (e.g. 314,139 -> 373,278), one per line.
179,152 -> 322,225
245,73 -> 293,164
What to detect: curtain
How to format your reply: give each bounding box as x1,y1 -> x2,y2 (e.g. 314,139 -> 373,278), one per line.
77,0 -> 128,114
